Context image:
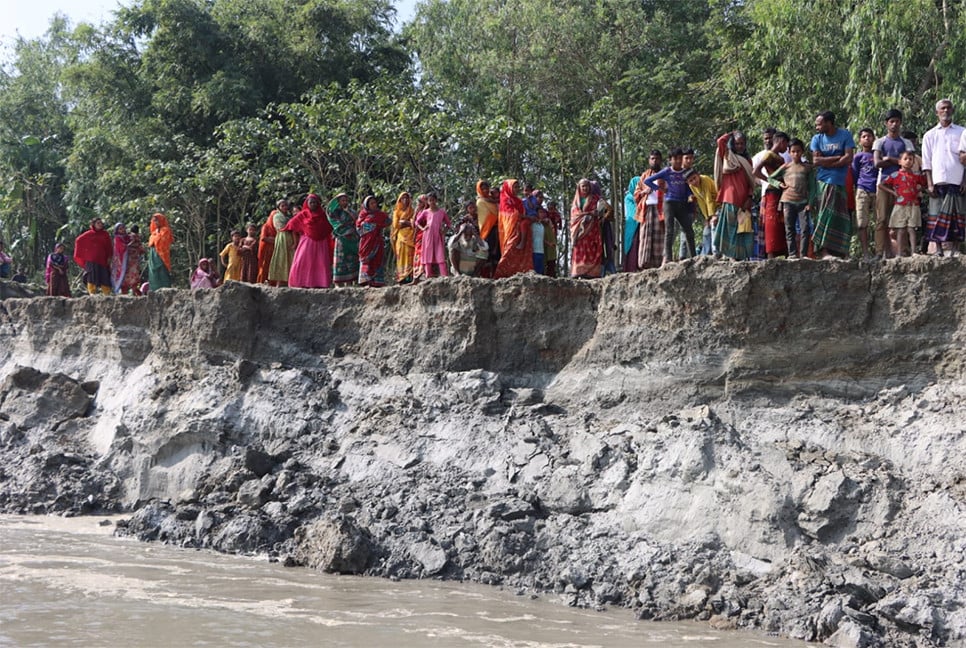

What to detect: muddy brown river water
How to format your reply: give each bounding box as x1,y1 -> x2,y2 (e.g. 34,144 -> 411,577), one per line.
0,516 -> 810,647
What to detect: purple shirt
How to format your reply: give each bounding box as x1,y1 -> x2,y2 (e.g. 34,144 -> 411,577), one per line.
851,151 -> 877,193
643,166 -> 691,202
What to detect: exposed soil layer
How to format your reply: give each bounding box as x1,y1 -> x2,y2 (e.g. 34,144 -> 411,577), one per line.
2,257 -> 965,647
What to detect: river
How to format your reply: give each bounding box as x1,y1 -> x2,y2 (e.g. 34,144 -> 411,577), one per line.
0,515 -> 809,647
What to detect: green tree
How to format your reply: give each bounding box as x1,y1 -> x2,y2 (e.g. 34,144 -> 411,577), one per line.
0,17 -> 76,269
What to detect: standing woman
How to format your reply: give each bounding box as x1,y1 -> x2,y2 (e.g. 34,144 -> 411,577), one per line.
268,201 -> 295,287
124,225 -> 146,294
328,193 -> 359,287
596,181 -> 617,274
45,242 -> 71,297
391,192 -> 415,284
415,192 -> 451,278
476,180 -> 500,277
570,178 -> 605,277
147,213 -> 174,290
712,131 -> 755,260
412,194 -> 429,282
111,222 -> 132,294
257,202 -> 279,283
283,193 -> 333,289
493,179 -> 533,278
356,195 -> 392,287
74,218 -> 114,294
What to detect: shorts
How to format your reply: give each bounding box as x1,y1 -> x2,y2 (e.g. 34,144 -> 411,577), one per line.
855,188 -> 875,227
890,204 -> 921,229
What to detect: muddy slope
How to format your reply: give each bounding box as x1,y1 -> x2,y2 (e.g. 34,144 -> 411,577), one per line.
1,257 -> 965,647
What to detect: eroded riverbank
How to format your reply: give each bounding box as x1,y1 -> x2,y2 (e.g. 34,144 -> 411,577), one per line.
2,258 -> 965,646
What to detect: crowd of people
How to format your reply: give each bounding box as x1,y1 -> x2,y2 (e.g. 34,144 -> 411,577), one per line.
625,100 -> 966,268
4,101 -> 965,299
61,213 -> 174,297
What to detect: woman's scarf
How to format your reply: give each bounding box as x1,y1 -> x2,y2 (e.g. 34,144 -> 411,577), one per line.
714,133 -> 755,189
148,213 -> 174,270
499,180 -> 523,218
74,223 -> 113,268
391,192 -> 414,247
623,176 -> 640,255
45,246 -> 67,284
477,180 -> 499,240
570,179 -> 600,241
327,193 -> 358,240
112,223 -> 132,292
285,194 -> 333,241
357,196 -> 389,261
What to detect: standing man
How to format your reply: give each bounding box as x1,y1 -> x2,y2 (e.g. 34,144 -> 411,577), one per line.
751,128 -> 777,259
872,110 -> 915,258
922,98 -> 966,256
753,131 -> 790,257
810,111 -> 856,258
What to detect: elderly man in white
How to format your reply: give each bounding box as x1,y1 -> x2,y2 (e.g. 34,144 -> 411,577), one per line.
922,98 -> 966,255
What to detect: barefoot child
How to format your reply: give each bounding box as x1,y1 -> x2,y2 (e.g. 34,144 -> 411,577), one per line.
220,230 -> 244,282
877,151 -> 928,257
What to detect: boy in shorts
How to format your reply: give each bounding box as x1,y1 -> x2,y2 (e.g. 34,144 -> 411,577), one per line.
877,151 -> 928,257
852,128 -> 877,257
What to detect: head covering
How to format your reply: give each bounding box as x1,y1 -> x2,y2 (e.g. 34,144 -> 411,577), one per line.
113,222 -> 125,235
476,180 -> 492,200
623,176 -> 640,256
283,193 -> 332,241
571,178 -> 600,220
148,213 -> 174,270
499,179 -> 524,216
393,192 -> 412,215
74,222 -> 113,268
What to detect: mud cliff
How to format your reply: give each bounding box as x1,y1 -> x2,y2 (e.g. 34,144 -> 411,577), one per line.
1,256 -> 965,647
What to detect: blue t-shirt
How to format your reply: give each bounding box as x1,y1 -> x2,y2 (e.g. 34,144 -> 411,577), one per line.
851,151 -> 877,193
810,128 -> 856,187
643,166 -> 691,202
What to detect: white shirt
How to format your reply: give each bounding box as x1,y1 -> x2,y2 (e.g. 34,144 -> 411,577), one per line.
752,149 -> 770,193
921,122 -> 965,185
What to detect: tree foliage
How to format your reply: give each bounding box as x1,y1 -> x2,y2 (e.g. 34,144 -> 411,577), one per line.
0,0 -> 963,281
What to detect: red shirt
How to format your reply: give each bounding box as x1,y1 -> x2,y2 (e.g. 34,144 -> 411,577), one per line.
881,169 -> 927,206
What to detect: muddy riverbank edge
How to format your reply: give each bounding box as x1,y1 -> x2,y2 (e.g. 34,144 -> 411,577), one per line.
2,257 -> 964,647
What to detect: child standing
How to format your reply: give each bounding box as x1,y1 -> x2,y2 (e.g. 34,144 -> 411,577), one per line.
877,151 -> 928,258
220,230 -> 244,282
531,207 -> 546,274
239,222 -> 259,283
544,201 -> 562,277
851,128 -> 877,258
683,169 -> 718,255
768,138 -> 813,259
